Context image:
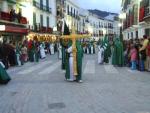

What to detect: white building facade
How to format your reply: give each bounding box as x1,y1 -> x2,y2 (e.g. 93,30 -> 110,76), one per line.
25,0 -> 57,33
0,0 -> 29,42
63,0 -> 80,32
85,12 -> 116,40
122,0 -> 150,40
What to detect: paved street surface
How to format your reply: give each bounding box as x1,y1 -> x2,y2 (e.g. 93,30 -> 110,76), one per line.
0,53 -> 150,113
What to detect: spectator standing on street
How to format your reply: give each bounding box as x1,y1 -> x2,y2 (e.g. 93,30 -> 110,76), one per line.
15,42 -> 22,66
21,44 -> 28,62
146,40 -> 150,71
139,44 -> 145,71
130,44 -> 137,70
139,35 -> 149,70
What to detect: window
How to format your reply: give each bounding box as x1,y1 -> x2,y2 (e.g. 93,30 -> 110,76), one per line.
131,32 -> 133,39
47,16 -> 49,27
33,12 -> 36,25
74,9 -> 75,17
145,28 -> 150,36
67,5 -> 69,15
40,0 -> 43,9
40,14 -> 43,26
76,11 -> 78,18
136,31 -> 138,39
71,7 -> 72,16
46,0 -> 49,8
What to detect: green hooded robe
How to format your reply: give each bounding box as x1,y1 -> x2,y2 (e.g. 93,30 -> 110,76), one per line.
112,37 -> 124,66
65,40 -> 83,81
0,64 -> 11,84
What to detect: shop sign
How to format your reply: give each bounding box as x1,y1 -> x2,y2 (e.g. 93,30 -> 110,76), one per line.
5,26 -> 28,34
0,25 -> 5,31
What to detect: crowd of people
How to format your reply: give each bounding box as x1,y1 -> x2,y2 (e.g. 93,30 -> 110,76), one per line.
0,34 -> 150,84
82,41 -> 96,54
0,39 -> 59,70
123,35 -> 150,71
97,35 -> 150,72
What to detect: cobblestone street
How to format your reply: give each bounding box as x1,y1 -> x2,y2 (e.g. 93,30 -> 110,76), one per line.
0,54 -> 150,113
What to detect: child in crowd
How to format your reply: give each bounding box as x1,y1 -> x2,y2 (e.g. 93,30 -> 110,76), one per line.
130,44 -> 137,70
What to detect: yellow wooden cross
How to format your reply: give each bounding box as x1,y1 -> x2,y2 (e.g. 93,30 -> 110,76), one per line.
61,26 -> 91,76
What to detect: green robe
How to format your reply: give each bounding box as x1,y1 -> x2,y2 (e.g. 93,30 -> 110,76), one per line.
65,41 -> 83,81
0,64 -> 11,84
76,41 -> 83,81
61,47 -> 66,70
112,38 -> 124,66
103,36 -> 111,63
60,40 -> 68,70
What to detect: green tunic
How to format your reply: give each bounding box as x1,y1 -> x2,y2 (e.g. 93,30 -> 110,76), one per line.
61,47 -> 66,70
60,40 -> 68,70
0,64 -> 11,84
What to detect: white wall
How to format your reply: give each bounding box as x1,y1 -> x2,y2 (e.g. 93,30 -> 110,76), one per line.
25,0 -> 57,28
65,0 -> 80,30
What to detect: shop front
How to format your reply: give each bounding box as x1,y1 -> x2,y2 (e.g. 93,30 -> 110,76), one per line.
0,24 -> 28,43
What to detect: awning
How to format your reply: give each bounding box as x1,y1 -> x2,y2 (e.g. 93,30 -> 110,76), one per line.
0,25 -> 28,34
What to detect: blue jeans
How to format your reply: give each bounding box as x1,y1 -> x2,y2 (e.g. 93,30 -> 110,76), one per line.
131,61 -> 136,70
139,60 -> 144,71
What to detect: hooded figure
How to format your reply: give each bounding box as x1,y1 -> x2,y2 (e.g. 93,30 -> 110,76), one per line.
0,62 -> 11,84
112,37 -> 124,66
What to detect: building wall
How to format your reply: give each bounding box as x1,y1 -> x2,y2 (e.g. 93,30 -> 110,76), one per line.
64,0 -> 80,32
30,0 -> 56,28
122,0 -> 150,40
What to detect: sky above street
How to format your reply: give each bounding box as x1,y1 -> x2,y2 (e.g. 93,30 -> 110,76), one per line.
76,0 -> 121,13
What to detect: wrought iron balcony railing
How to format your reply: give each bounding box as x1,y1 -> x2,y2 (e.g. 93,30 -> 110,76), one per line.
0,11 -> 27,24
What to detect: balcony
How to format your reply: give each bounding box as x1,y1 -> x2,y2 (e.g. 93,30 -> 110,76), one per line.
76,15 -> 80,20
33,0 -> 40,9
144,6 -> 150,19
85,19 -> 89,23
0,11 -> 27,25
40,26 -> 47,33
33,23 -> 40,32
108,26 -> 113,29
32,23 -> 53,33
47,27 -> 53,33
68,12 -> 72,16
46,7 -> 52,13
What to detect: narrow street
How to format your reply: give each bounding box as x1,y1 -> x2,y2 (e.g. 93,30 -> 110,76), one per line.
0,54 -> 150,113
